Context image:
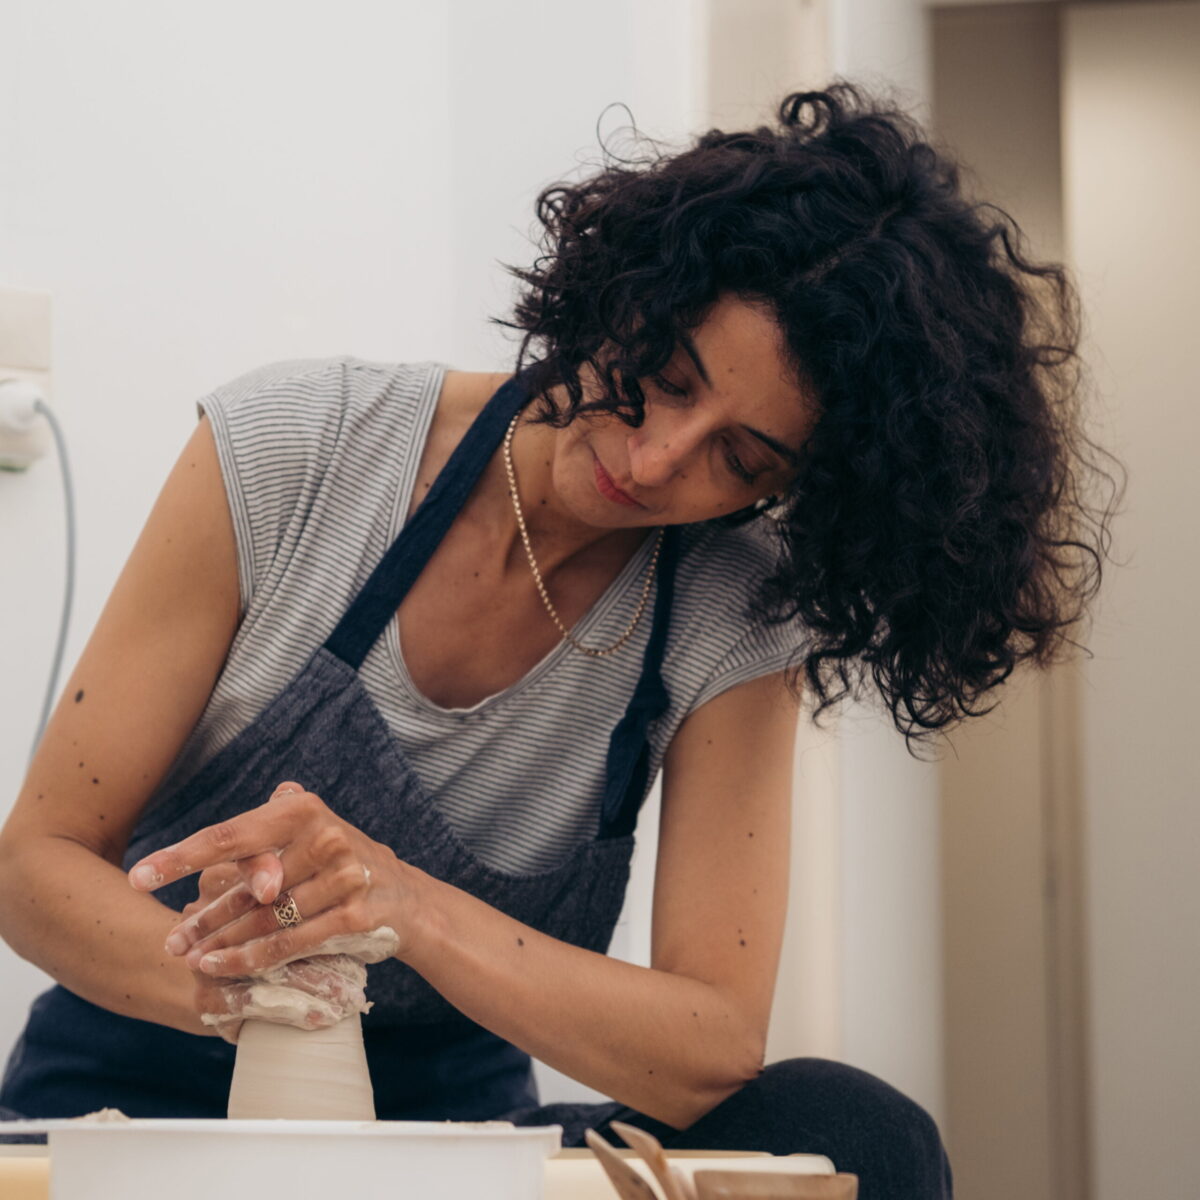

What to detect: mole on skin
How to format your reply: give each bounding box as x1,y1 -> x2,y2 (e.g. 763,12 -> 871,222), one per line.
75,690 -> 84,702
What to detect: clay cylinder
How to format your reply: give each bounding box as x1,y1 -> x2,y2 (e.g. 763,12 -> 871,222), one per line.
227,1014 -> 375,1120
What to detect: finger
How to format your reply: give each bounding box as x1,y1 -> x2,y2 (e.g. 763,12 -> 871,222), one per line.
197,863 -> 244,903
185,860 -> 372,969
195,907 -> 359,977
166,879 -> 259,956
127,782 -> 314,891
236,851 -> 286,905
181,863 -> 254,928
192,973 -> 248,1044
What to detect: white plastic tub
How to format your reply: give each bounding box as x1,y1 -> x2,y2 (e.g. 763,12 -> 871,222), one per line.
4,1118 -> 562,1200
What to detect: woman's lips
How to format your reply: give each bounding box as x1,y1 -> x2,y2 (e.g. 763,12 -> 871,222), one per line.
593,456 -> 642,507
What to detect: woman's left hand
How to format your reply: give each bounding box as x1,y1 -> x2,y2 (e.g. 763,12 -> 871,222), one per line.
128,781 -> 419,976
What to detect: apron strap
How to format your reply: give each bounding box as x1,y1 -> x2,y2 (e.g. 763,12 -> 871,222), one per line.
324,370 -> 534,669
598,525 -> 681,840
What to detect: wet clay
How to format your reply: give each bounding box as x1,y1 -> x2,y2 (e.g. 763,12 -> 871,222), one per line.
225,927 -> 399,1120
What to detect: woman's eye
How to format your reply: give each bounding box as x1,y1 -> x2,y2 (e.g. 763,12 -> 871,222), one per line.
651,373 -> 688,399
722,440 -> 760,485
645,377 -> 765,486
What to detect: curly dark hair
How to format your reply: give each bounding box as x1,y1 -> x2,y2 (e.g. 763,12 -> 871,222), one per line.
491,81 -> 1126,758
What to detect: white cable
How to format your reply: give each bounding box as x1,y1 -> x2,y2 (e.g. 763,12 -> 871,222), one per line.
14,397 -> 77,766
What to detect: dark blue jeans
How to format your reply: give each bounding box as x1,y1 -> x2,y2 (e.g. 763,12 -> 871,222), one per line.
509,1057 -> 954,1200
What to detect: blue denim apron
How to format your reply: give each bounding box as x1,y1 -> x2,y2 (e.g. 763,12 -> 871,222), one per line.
1,369 -> 680,1121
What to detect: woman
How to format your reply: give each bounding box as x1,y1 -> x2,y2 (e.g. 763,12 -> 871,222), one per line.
0,85 -> 1120,1197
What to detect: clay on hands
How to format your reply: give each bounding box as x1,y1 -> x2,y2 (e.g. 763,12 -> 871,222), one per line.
179,865 -> 398,1036
201,954 -> 371,1035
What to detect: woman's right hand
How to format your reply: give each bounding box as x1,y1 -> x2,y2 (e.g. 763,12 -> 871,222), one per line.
184,866 -> 369,1043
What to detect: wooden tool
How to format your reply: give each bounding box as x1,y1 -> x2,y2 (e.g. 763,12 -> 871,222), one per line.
584,1129 -> 662,1200
692,1170 -> 858,1199
609,1121 -> 689,1200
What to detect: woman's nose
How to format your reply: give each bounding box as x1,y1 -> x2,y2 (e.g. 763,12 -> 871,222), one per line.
627,410 -> 705,488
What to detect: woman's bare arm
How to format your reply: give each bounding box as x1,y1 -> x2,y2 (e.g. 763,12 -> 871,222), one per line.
0,415 -> 242,1033
405,669 -> 797,1126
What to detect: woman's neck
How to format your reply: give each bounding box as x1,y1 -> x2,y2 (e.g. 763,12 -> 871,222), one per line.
446,370 -> 650,580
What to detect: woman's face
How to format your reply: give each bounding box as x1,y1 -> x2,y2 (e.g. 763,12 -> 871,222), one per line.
552,294 -> 817,528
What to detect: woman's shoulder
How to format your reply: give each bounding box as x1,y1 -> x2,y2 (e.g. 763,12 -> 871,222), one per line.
658,517 -> 801,718
668,516 -> 793,650
196,356 -> 447,468
197,355 -> 346,408
676,516 -> 782,594
198,355 -> 443,411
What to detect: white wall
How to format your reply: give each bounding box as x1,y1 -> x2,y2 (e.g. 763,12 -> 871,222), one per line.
0,0 -> 697,1101
1063,5 -> 1200,1197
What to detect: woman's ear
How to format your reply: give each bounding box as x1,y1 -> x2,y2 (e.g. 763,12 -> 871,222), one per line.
717,494 -> 780,528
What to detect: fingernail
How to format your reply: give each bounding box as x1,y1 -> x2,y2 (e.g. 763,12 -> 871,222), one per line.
186,947 -> 205,969
199,953 -> 224,973
165,931 -> 189,956
251,871 -> 272,902
129,865 -> 162,890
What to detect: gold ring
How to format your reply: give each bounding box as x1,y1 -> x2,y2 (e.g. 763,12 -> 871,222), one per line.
271,890 -> 303,929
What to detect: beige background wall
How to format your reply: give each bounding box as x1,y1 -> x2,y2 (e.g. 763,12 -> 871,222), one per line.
1064,4 -> 1200,1198
934,4 -> 1200,1197
931,6 -> 1069,1199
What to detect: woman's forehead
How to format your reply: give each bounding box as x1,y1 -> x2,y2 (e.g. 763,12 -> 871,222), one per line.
679,296 -> 817,435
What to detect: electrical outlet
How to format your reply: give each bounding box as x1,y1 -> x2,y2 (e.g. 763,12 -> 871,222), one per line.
0,285 -> 52,375
0,285 -> 53,470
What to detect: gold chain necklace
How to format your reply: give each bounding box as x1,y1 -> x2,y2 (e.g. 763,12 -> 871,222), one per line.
502,413 -> 664,659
